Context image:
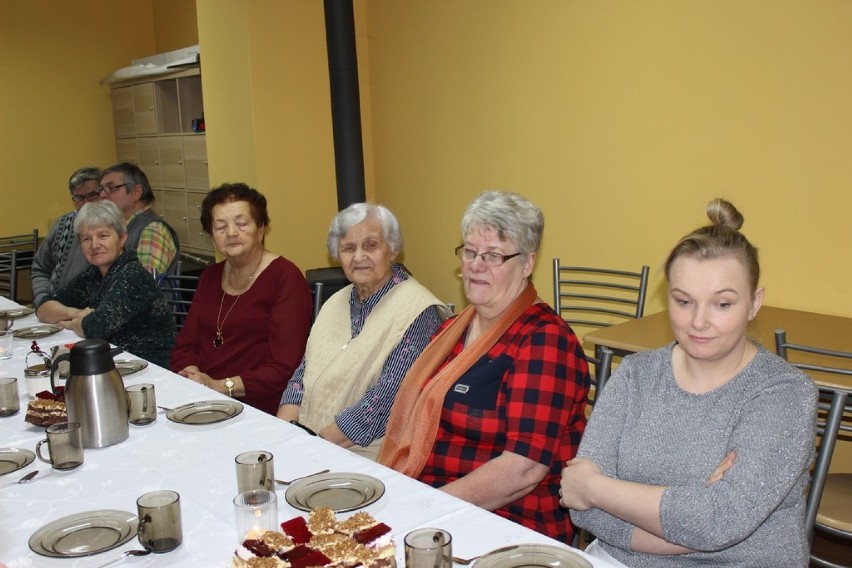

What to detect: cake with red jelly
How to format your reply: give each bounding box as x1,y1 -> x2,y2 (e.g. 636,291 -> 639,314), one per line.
24,389 -> 67,427
233,508 -> 395,567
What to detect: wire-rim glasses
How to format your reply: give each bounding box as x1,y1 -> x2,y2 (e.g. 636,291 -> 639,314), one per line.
71,191 -> 101,204
97,183 -> 127,195
455,244 -> 523,266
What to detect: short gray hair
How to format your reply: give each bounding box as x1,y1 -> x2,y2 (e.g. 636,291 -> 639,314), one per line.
461,190 -> 544,254
102,162 -> 155,205
327,203 -> 404,260
74,200 -> 127,236
68,166 -> 102,192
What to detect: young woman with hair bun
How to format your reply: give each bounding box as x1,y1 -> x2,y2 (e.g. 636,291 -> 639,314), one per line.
560,198 -> 817,567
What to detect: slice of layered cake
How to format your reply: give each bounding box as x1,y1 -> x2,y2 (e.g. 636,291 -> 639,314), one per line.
233,508 -> 395,568
24,389 -> 67,427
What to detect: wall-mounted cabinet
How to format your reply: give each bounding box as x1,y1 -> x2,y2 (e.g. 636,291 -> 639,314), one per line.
109,68 -> 213,259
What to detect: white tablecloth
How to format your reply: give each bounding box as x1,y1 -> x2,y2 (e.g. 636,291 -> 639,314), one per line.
0,297 -> 615,568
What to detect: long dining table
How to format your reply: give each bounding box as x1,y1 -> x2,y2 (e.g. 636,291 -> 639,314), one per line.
0,297 -> 615,568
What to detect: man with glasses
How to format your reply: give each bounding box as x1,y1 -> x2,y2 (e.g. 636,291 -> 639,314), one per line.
31,166 -> 103,308
99,162 -> 179,277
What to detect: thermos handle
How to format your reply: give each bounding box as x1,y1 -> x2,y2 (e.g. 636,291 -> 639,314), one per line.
109,347 -> 124,358
50,352 -> 72,394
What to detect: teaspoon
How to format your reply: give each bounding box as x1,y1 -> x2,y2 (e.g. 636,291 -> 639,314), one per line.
0,470 -> 39,489
93,548 -> 152,568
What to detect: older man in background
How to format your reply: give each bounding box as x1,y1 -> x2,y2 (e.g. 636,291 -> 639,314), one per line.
98,162 -> 179,276
31,166 -> 103,308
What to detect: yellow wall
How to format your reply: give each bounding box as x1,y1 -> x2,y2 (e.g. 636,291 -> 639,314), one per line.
197,0 -> 367,272
4,0 -> 852,320
0,0 -> 196,234
152,0 -> 198,53
361,1 -> 852,319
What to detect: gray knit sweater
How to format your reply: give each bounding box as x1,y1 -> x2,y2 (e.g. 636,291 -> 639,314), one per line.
570,343 -> 816,567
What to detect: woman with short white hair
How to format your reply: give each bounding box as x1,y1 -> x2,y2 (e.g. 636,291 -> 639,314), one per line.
36,200 -> 175,366
277,203 -> 450,460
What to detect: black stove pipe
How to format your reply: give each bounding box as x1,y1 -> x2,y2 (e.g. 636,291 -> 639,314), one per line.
324,0 -> 366,210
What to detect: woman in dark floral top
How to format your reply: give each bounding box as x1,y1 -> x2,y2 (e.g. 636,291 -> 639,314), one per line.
36,200 -> 175,367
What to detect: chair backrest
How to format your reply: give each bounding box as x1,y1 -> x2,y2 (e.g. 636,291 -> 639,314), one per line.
806,386 -> 848,545
158,273 -> 200,330
0,230 -> 39,303
774,329 -> 852,543
310,281 -> 324,322
0,230 -> 38,254
587,346 -> 615,407
305,264 -> 416,323
305,266 -> 350,322
552,259 -> 650,330
0,250 -> 18,300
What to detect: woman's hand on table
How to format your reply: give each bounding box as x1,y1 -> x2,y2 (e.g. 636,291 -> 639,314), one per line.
181,369 -> 222,392
181,368 -> 245,398
559,457 -> 604,510
177,365 -> 202,378
58,309 -> 90,337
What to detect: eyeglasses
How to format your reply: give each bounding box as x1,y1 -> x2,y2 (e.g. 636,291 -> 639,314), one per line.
71,191 -> 101,204
97,183 -> 127,195
455,245 -> 523,266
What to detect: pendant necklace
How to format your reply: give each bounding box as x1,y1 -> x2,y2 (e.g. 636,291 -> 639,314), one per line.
213,254 -> 264,350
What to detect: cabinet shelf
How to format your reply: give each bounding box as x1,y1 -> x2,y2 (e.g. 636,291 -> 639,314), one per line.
109,68 -> 213,257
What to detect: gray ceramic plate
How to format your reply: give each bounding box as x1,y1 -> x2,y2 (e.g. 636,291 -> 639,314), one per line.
0,306 -> 35,318
285,472 -> 385,513
474,544 -> 593,568
166,399 -> 244,425
114,359 -> 148,376
13,324 -> 63,339
0,448 -> 36,476
29,509 -> 139,558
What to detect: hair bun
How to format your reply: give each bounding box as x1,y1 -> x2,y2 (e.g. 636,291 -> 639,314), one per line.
706,198 -> 744,231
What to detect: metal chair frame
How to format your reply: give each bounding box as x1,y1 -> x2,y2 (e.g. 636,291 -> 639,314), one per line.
158,273 -> 200,330
311,282 -> 324,322
775,329 -> 852,567
587,346 -> 615,407
552,259 -> 650,329
0,229 -> 39,303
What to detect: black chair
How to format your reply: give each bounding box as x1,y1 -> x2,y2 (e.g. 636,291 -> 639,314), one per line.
775,329 -> 852,566
305,264 -> 418,323
0,230 -> 39,303
305,266 -> 349,323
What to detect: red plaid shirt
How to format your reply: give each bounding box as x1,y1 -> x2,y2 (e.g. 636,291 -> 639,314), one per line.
418,303 -> 590,542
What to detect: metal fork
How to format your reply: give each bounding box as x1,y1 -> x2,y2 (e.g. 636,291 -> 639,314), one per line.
275,468 -> 330,485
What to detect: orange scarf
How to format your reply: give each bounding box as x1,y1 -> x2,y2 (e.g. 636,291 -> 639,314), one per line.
377,283 -> 537,476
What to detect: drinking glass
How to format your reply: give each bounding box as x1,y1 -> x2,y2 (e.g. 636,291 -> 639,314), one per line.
0,330 -> 13,360
35,422 -> 84,470
404,528 -> 452,568
235,450 -> 274,493
0,377 -> 19,416
137,490 -> 183,552
233,489 -> 278,543
126,383 -> 157,425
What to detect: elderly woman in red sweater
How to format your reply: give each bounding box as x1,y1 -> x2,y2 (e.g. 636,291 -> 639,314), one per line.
170,183 -> 312,415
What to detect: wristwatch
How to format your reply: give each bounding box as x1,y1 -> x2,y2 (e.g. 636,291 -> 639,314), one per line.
224,377 -> 235,398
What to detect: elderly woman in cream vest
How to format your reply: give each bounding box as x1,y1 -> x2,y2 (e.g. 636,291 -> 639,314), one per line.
277,203 -> 450,459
